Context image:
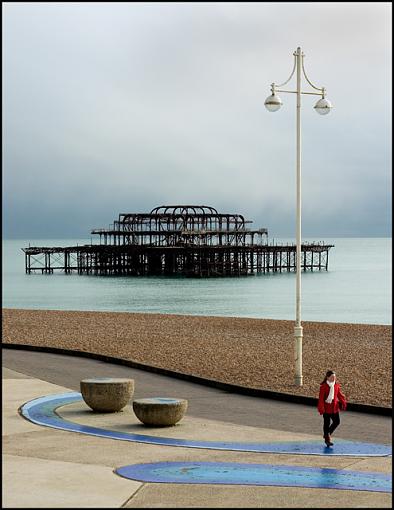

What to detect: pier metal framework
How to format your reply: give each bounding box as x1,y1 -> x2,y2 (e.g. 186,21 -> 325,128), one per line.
23,205 -> 333,277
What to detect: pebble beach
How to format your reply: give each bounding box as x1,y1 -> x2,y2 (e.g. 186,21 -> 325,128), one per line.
2,308 -> 392,408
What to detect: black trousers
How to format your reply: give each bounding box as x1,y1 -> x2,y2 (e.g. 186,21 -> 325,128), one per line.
323,412 -> 340,436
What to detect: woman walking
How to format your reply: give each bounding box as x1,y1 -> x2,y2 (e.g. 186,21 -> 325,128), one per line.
317,370 -> 347,447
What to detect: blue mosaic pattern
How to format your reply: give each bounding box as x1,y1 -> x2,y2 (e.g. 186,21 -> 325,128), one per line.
115,461 -> 392,493
20,392 -> 392,457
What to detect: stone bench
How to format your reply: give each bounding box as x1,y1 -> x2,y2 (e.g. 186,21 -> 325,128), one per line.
80,377 -> 134,412
133,397 -> 188,426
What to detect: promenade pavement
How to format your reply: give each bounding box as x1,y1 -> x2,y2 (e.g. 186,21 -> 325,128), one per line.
2,349 -> 392,508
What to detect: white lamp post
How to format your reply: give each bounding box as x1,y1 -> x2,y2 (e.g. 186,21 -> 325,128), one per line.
265,47 -> 332,387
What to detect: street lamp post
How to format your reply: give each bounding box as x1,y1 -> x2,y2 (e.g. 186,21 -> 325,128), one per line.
264,47 -> 332,387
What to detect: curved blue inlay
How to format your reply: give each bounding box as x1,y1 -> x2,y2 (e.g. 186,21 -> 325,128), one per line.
115,462 -> 392,493
20,393 -> 392,457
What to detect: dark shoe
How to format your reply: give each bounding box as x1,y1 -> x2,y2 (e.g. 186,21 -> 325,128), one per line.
324,434 -> 333,447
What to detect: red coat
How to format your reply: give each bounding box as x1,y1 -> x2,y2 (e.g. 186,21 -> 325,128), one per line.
317,382 -> 347,414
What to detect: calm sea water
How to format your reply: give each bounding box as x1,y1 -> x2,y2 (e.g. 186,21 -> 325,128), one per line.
2,238 -> 391,325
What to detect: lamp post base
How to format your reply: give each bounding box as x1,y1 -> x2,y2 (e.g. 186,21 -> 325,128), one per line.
294,325 -> 303,386
294,375 -> 303,386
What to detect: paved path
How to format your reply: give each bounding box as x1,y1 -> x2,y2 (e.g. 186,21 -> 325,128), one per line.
2,348 -> 392,508
3,348 -> 391,443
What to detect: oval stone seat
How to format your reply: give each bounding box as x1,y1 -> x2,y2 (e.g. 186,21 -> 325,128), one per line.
133,397 -> 188,426
80,378 -> 134,412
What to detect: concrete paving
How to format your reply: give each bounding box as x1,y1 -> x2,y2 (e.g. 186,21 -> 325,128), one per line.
2,350 -> 392,508
3,348 -> 391,443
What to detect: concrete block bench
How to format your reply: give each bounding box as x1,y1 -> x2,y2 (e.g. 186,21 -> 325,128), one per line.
80,377 -> 134,412
133,397 -> 188,426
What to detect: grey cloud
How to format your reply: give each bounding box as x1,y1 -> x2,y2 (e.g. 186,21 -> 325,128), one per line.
3,2 -> 391,239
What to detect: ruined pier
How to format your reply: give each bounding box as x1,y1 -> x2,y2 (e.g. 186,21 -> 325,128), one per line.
23,205 -> 333,277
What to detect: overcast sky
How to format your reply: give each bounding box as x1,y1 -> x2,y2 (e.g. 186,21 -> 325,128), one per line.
3,2 -> 392,239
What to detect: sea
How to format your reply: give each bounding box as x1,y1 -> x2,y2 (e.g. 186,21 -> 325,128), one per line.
2,238 -> 391,325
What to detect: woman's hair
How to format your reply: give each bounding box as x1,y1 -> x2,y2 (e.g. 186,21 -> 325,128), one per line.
321,370 -> 336,384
